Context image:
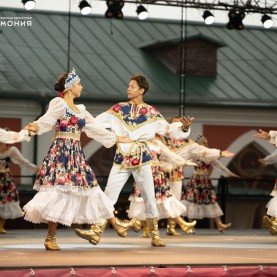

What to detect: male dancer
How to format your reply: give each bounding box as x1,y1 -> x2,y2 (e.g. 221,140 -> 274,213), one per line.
75,75 -> 193,247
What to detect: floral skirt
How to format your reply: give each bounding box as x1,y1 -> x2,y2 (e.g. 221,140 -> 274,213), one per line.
0,171 -> 23,219
181,174 -> 223,219
34,138 -> 98,189
181,174 -> 217,205
23,138 -> 114,226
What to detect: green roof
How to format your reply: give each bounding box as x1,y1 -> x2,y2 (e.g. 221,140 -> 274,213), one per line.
1,8 -> 277,107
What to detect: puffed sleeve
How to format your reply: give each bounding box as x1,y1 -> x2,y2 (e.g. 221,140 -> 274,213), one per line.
154,140 -> 186,167
177,142 -> 220,162
262,149 -> 277,165
83,110 -> 116,148
0,129 -> 30,143
32,97 -> 65,135
209,159 -> 234,177
9,146 -> 38,173
269,130 -> 277,147
156,120 -> 191,139
95,111 -> 113,129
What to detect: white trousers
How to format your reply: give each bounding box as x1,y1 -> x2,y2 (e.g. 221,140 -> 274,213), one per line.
168,180 -> 183,201
104,163 -> 158,218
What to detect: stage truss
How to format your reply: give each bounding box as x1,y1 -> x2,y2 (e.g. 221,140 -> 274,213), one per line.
120,0 -> 277,15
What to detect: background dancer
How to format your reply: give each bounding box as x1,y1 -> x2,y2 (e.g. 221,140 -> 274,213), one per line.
254,129 -> 277,235
0,128 -> 36,234
181,135 -> 239,233
155,116 -> 236,235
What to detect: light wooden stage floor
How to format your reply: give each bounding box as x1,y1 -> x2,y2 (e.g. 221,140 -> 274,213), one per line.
0,228 -> 277,269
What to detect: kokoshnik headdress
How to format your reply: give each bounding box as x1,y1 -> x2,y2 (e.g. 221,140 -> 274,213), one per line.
64,68 -> 80,91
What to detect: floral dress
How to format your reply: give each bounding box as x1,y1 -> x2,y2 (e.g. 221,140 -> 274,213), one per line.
128,140 -> 187,220
23,97 -> 116,226
0,146 -> 38,219
181,158 -> 233,219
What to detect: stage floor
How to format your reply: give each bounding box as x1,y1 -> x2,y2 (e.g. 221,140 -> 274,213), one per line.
0,228 -> 277,268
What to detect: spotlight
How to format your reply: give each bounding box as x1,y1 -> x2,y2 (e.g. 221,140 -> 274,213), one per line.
105,0 -> 124,19
226,9 -> 245,30
136,5 -> 149,20
202,10 -> 215,25
79,0 -> 92,15
261,14 -> 273,29
22,0 -> 36,10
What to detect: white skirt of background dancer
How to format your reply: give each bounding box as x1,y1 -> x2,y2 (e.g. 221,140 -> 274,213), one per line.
266,178 -> 277,218
128,139 -> 190,221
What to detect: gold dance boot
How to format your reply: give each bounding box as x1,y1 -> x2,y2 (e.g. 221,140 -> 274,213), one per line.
263,215 -> 277,236
0,218 -> 6,234
112,217 -> 141,237
44,233 -> 60,251
142,220 -> 149,238
75,219 -> 108,245
166,218 -> 181,236
123,217 -> 142,233
215,219 -> 231,233
174,217 -> 197,234
146,218 -> 166,247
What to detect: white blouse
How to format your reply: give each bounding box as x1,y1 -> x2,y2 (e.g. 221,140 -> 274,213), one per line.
0,129 -> 30,144
32,97 -> 116,148
0,146 -> 38,173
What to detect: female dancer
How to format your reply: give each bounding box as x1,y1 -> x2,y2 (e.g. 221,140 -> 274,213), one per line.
23,68 -> 133,250
181,135 -> 238,233
128,138 -> 197,237
0,128 -> 36,233
254,129 -> 277,235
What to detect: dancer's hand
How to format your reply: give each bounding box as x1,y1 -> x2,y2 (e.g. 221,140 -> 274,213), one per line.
254,129 -> 270,140
228,172 -> 240,178
24,123 -> 38,135
116,136 -> 133,143
221,150 -> 235,157
184,159 -> 197,166
180,116 -> 194,131
258,158 -> 266,166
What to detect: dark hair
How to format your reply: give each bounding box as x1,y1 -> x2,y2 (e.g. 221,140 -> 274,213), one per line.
54,73 -> 68,92
130,75 -> 149,95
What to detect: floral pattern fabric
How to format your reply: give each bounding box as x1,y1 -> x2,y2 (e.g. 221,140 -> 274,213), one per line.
182,160 -> 217,205
0,146 -> 38,219
0,157 -> 19,205
35,109 -> 98,190
108,102 -> 163,168
108,102 -> 164,131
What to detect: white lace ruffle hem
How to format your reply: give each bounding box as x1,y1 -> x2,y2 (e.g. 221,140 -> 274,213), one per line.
128,196 -> 186,220
181,199 -> 223,219
23,185 -> 114,226
0,201 -> 23,219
